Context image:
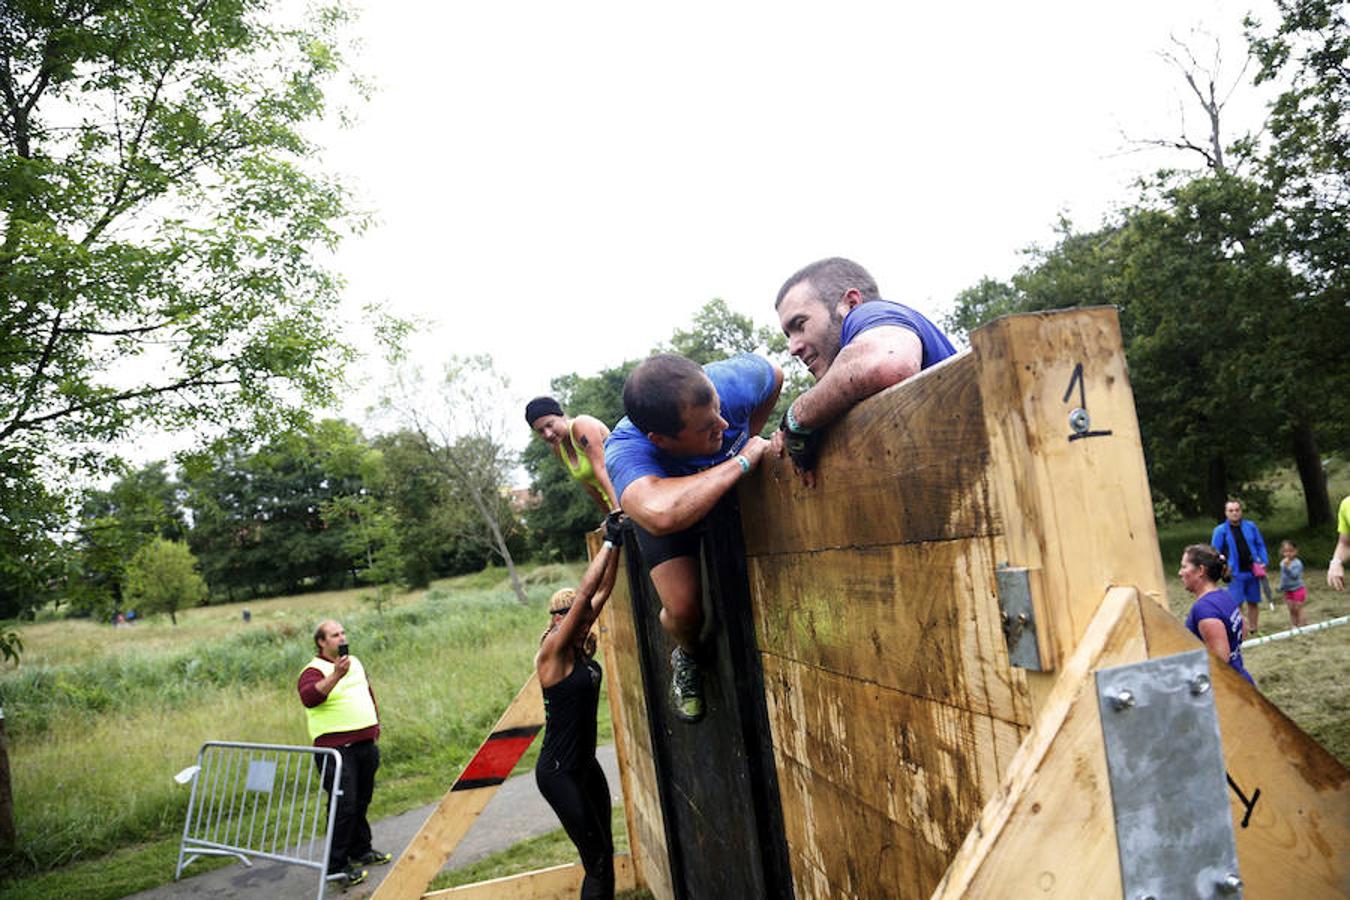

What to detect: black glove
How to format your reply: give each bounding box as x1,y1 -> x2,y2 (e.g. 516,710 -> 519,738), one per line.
779,412 -> 823,473
603,510 -> 626,547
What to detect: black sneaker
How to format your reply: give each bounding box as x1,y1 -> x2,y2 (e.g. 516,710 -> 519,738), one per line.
354,849 -> 393,866
329,864 -> 367,889
670,646 -> 704,723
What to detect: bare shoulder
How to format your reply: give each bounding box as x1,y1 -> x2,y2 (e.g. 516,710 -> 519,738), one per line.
572,415 -> 611,447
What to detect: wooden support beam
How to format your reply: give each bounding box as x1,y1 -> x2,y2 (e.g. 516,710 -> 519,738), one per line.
971,308 -> 1166,710
934,585 -> 1148,899
422,854 -> 637,899
372,676 -> 545,900
1139,600 -> 1350,896
588,536 -> 647,896
599,535 -> 674,900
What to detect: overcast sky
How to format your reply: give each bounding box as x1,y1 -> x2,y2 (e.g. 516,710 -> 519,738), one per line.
313,0 -> 1275,431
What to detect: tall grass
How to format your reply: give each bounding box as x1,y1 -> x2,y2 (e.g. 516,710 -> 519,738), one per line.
0,574 -> 580,884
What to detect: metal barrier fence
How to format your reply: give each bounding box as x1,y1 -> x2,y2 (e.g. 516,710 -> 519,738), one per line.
175,741 -> 342,900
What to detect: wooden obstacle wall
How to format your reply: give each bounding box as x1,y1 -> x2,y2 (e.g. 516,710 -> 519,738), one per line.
601,307 -> 1346,899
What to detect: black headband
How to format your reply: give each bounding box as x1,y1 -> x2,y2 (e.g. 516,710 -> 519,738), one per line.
525,396 -> 564,425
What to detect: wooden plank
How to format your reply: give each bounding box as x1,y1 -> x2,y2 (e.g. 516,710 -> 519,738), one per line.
775,753 -> 940,900
1139,599 -> 1350,896
934,586 -> 1148,899
740,350 -> 996,557
762,654 -> 1025,899
971,309 -> 1167,698
424,854 -> 636,899
748,537 -> 1031,725
599,539 -> 673,900
588,534 -> 646,892
373,676 -> 545,900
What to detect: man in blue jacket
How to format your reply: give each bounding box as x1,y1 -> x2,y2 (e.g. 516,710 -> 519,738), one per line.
1211,499 -> 1269,634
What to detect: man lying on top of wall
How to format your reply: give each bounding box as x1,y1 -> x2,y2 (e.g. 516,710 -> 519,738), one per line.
772,257 -> 958,486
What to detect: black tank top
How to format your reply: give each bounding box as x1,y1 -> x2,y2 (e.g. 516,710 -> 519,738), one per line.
537,651 -> 602,774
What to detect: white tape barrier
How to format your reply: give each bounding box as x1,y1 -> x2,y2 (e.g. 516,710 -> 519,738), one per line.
1243,614 -> 1350,649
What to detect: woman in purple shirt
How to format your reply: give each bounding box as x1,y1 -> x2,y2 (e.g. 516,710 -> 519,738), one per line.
1179,544 -> 1255,684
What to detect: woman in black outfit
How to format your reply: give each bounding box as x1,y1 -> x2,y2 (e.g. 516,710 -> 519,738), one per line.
535,513 -> 624,899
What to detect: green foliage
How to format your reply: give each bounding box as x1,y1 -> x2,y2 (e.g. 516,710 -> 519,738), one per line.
179,420 -> 368,599
65,462 -> 186,617
122,538 -> 207,625
0,0 -> 366,617
1247,0 -> 1350,292
0,578 -> 569,879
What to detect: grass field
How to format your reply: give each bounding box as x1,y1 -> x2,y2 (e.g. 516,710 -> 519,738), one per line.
0,564 -> 590,900
2,467 -> 1347,900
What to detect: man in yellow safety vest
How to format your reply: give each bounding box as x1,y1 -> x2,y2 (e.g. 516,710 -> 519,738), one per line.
297,620 -> 394,887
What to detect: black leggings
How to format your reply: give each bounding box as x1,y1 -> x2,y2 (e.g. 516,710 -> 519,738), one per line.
535,758 -> 614,899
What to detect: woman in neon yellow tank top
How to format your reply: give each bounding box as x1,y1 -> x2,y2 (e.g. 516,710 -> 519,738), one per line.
526,396 -> 619,515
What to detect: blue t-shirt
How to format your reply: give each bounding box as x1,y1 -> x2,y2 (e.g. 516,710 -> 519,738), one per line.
838,300 -> 957,370
1184,589 -> 1254,684
605,354 -> 778,503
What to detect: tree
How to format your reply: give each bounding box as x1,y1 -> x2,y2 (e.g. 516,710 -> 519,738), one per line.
1247,0 -> 1350,524
381,356 -> 529,604
0,0 -> 365,615
179,419 -> 368,599
321,446 -> 405,616
123,537 -> 208,624
67,461 -> 185,616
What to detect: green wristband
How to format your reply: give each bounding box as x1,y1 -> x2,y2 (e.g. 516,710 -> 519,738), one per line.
786,405 -> 813,435
735,455 -> 750,474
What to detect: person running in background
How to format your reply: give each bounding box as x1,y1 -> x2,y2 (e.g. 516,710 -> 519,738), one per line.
1210,499 -> 1269,634
535,513 -> 625,900
1179,544 -> 1255,685
1278,539 -> 1309,628
526,396 -> 619,516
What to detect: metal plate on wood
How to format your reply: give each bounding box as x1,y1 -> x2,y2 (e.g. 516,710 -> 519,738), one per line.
1096,650 -> 1242,899
995,565 -> 1043,670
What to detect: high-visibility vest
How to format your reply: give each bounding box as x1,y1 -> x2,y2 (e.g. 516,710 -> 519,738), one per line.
301,655 -> 379,742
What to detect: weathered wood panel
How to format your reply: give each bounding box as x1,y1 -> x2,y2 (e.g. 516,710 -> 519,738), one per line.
934,586 -> 1148,899
748,537 -> 1030,724
763,654 -> 1025,898
620,497 -> 794,900
1140,599 -> 1350,897
741,350 -> 995,557
972,308 -> 1167,703
597,541 -> 673,900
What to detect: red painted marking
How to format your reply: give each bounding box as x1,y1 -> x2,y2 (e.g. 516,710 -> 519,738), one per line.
456,734 -> 537,786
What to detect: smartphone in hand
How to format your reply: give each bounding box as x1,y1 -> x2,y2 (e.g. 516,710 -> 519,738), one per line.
338,643 -> 349,657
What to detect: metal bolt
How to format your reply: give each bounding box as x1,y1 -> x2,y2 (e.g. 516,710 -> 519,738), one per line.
1217,873 -> 1243,895
1137,895 -> 1157,900
1111,689 -> 1135,711
1190,674 -> 1211,695
1068,407 -> 1090,434
1017,613 -> 1029,625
